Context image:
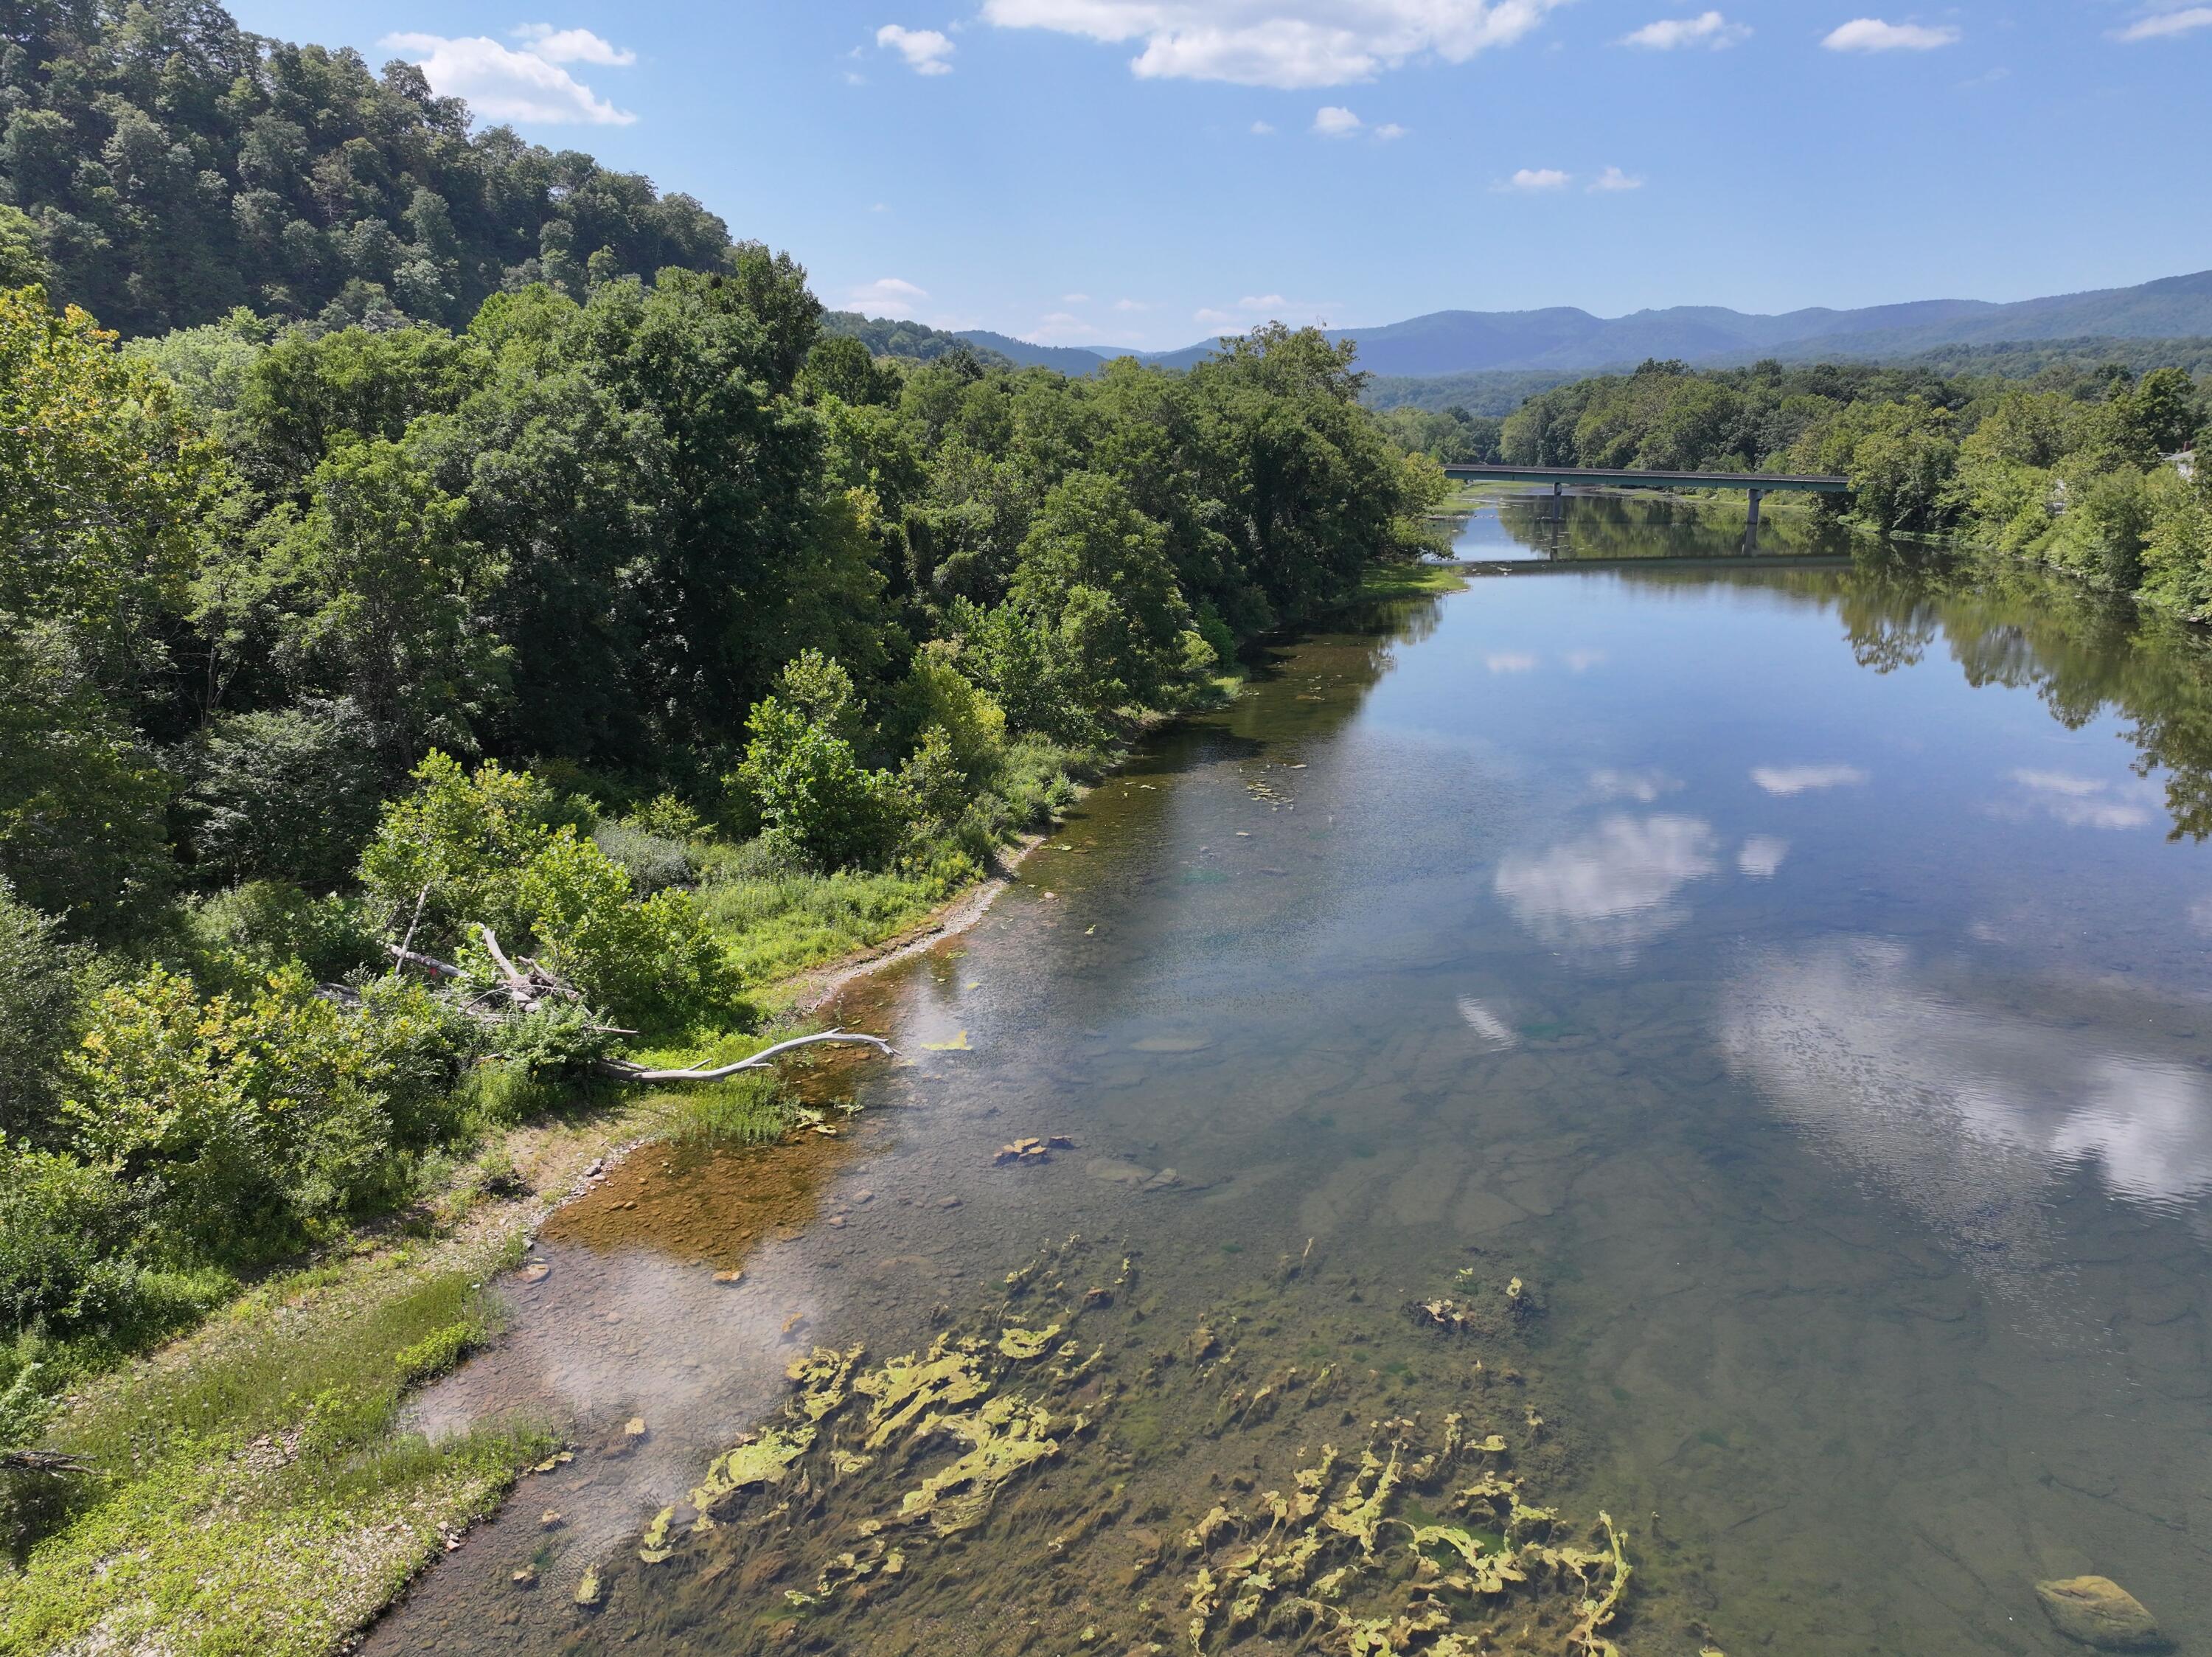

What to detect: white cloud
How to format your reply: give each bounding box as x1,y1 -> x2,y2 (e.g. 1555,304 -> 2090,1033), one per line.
1588,166 -> 1644,192
1113,298 -> 1150,311
1495,815 -> 1721,956
1251,119 -> 1277,133
511,24 -> 636,65
849,276 -> 930,318
1500,167 -> 1571,191
1194,293 -> 1338,329
1562,647 -> 1607,669
1821,17 -> 1961,51
878,24 -> 956,74
1374,121 -> 1409,139
980,0 -> 1569,88
2006,769 -> 2154,831
1062,292 -> 1091,303
1737,835 -> 1789,879
1750,763 -> 1867,796
1619,10 -> 1750,49
1313,104 -> 1363,136
380,31 -> 637,124
1485,651 -> 1539,673
1029,310 -> 1114,342
2117,6 -> 2212,39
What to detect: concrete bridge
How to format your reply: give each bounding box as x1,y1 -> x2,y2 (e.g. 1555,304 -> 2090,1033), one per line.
1441,463 -> 1850,537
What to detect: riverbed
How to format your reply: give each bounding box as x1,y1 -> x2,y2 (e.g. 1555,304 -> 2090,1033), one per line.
366,506 -> 2212,1656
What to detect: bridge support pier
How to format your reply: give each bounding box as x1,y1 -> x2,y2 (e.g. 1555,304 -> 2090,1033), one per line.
1744,487 -> 1764,552
1552,480 -> 1565,521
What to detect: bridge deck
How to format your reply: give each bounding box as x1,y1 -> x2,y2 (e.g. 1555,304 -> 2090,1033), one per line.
1441,464 -> 1849,493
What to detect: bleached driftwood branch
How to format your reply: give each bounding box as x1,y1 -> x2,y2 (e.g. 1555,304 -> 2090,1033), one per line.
595,1029 -> 894,1083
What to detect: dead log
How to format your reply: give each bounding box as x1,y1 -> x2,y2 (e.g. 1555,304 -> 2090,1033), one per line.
386,942 -> 464,979
1,1448 -> 91,1475
595,1029 -> 893,1083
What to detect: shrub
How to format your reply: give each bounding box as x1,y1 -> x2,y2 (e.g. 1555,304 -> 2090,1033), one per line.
357,751 -> 568,954
185,881 -> 382,993
896,647 -> 1006,783
0,879 -> 86,1143
61,965 -> 472,1264
898,726 -> 973,852
0,631 -> 175,942
591,821 -> 695,896
484,830 -> 739,1032
0,1144 -> 142,1333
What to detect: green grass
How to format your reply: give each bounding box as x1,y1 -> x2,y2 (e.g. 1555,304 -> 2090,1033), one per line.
1,1237 -> 552,1656
694,863 -> 952,987
1356,561 -> 1470,599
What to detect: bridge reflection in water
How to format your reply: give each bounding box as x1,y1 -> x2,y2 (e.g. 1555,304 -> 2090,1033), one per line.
1441,464 -> 1852,564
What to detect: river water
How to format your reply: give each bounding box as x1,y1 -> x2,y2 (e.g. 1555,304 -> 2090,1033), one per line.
369,503 -> 2212,1657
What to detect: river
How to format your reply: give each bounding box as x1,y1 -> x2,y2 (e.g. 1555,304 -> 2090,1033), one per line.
367,499 -> 2212,1657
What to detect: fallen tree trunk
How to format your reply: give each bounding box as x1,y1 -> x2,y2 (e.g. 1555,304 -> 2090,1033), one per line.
381,923 -> 892,1082
595,1029 -> 894,1083
2,1448 -> 91,1475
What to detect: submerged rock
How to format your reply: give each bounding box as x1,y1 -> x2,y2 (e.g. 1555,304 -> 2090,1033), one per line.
2035,1577 -> 2163,1650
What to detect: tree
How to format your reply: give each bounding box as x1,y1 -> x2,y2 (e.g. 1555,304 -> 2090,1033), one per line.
269,436 -> 509,762
0,285 -> 223,654
1012,470 -> 1192,711
735,653 -> 900,871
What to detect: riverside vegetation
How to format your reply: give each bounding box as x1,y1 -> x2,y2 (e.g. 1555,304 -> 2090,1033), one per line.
1458,356 -> 2212,605
0,9 -> 1441,1639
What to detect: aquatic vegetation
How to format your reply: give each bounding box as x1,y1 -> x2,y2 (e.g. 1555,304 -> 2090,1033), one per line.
1177,1416 -> 1632,1656
586,1244 -> 1638,1656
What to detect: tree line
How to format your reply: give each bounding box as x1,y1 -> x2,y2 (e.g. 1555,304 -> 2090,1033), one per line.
1474,356 -> 2212,608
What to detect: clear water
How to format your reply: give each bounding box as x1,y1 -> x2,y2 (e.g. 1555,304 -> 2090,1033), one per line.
369,515 -> 2212,1656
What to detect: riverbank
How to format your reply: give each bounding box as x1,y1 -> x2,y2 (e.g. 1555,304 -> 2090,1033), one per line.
0,670 -> 1256,1655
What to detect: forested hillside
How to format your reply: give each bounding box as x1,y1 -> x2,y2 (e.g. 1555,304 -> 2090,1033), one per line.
0,0 -> 731,333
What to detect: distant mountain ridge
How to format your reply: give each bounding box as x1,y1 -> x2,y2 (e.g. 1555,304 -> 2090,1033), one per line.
961,269 -> 2212,380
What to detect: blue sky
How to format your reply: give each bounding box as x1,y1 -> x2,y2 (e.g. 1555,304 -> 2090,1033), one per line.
227,2 -> 2211,351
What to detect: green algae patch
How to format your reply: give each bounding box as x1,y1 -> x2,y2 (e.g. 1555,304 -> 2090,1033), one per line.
997,1322 -> 1062,1360
852,1336 -> 994,1449
575,1244 -> 1644,1656
1176,1414 -> 1631,1657
897,1394 -> 1072,1535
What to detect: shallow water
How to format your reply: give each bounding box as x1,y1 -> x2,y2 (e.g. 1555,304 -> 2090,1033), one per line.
371,517 -> 2212,1656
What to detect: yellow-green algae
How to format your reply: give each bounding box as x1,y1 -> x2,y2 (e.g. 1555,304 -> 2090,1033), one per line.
604,1240 -> 1641,1655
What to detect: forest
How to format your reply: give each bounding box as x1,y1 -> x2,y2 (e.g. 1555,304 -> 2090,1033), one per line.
0,1 -> 1443,1469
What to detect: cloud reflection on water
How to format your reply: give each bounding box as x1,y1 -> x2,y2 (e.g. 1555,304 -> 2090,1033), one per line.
1493,814 -> 1719,956
1750,763 -> 1868,796
1720,938 -> 2212,1293
2004,768 -> 2156,830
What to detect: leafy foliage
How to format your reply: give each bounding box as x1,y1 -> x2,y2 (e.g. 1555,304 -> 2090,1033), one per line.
0,3 -> 731,335
0,878 -> 85,1142
62,965 -> 471,1263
